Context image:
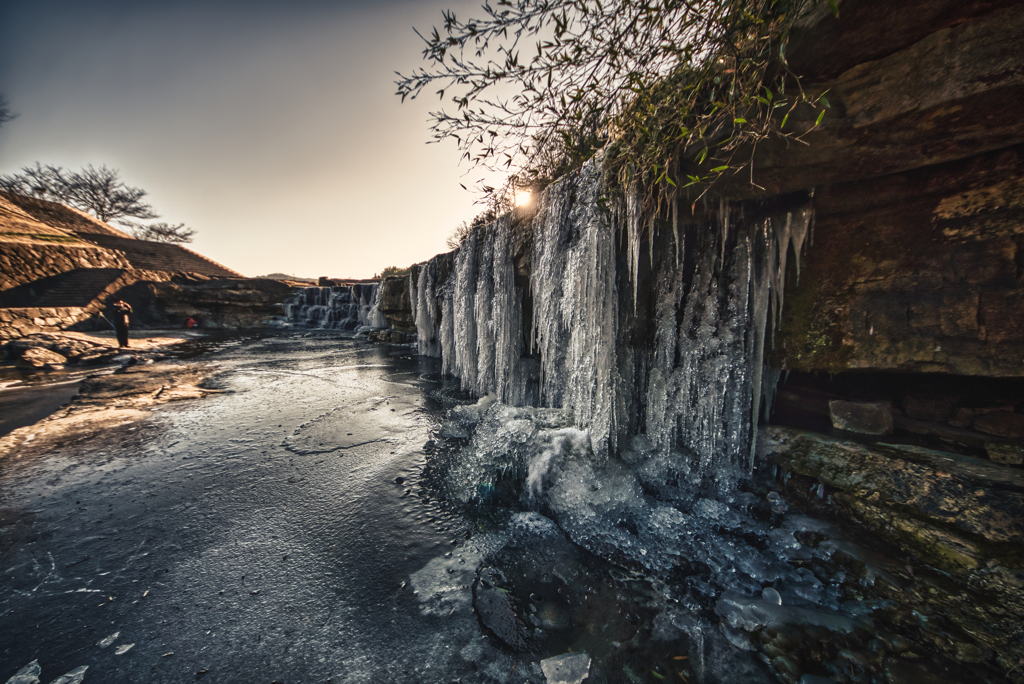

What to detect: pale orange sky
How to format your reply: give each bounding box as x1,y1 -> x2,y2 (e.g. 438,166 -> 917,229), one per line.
0,0 -> 507,278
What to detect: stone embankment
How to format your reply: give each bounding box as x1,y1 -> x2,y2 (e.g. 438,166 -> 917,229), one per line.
1,188 -> 287,339
0,242 -> 131,291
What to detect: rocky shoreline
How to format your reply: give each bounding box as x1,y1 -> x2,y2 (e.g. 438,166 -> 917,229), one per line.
0,331 -> 218,461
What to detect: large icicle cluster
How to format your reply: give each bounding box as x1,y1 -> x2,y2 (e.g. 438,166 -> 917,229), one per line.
283,283 -> 388,331
411,159 -> 811,486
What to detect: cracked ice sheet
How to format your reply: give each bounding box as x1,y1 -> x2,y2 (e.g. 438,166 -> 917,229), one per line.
409,532 -> 508,617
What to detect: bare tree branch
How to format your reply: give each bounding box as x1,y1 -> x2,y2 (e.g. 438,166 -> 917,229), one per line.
122,221 -> 197,244
0,94 -> 15,129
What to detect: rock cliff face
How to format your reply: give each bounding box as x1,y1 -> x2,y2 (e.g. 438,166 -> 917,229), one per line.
139,275 -> 297,329
1,190 -> 292,335
374,4 -> 1024,676
382,0 -> 1024,386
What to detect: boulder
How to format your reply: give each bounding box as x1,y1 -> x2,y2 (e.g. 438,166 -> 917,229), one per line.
828,400 -> 894,435
15,347 -> 67,369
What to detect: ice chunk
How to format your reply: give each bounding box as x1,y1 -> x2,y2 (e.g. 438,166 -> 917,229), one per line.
96,631 -> 119,648
716,590 -> 865,635
694,498 -> 728,520
761,587 -> 782,605
47,667 -> 87,684
5,661 -> 41,684
540,652 -> 591,684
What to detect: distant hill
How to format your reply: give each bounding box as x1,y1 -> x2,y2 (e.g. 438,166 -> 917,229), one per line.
259,273 -> 317,283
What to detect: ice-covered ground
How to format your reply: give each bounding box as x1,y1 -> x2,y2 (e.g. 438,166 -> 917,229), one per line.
418,396 -> 999,684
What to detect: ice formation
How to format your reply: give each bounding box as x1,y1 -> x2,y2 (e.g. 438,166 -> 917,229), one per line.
3,663 -> 88,684
283,282 -> 387,331
411,158 -> 811,487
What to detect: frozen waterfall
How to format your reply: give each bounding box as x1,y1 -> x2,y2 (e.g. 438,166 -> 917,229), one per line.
283,282 -> 388,331
410,160 -> 811,488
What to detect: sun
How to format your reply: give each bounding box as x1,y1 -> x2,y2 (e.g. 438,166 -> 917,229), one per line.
514,190 -> 532,207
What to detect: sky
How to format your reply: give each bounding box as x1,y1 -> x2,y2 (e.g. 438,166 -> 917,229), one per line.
0,0 -> 506,279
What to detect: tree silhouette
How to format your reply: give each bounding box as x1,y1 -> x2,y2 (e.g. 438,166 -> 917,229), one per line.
0,163 -> 158,223
122,221 -> 197,244
0,94 -> 15,129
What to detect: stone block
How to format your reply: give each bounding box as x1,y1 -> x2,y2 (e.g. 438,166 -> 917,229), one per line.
974,412 -> 1024,439
905,394 -> 956,422
829,400 -> 894,435
835,492 -> 981,572
939,292 -> 980,337
986,443 -> 1024,465
981,290 -> 1024,344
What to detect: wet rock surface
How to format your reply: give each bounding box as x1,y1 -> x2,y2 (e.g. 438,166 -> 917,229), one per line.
15,347 -> 67,369
761,425 -> 1024,680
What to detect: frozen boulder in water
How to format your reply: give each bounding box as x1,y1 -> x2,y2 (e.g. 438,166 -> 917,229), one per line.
475,567 -> 532,650
4,661 -> 41,684
47,667 -> 87,684
540,652 -> 591,684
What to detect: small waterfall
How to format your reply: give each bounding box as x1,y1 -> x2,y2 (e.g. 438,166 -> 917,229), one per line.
411,159 -> 810,490
283,282 -> 388,331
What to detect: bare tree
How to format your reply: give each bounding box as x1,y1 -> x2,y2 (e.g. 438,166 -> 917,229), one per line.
123,221 -> 196,244
446,221 -> 474,250
0,94 -> 15,129
0,163 -> 158,223
0,163 -> 67,200
64,165 -> 158,223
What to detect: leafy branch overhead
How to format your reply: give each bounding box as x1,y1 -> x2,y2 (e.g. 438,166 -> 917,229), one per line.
396,0 -> 834,208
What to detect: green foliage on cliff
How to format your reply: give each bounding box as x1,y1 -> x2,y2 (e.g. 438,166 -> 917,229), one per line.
397,0 -> 834,212
375,265 -> 411,279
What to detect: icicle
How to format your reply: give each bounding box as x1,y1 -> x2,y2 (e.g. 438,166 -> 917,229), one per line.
748,220 -> 772,471
718,199 -> 730,268
672,194 -> 681,267
761,367 -> 783,422
452,231 -> 479,392
789,207 -> 812,285
772,212 -> 792,334
627,185 -> 642,311
648,214 -> 656,272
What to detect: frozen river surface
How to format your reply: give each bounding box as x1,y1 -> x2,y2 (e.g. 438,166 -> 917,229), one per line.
0,333 -> 511,683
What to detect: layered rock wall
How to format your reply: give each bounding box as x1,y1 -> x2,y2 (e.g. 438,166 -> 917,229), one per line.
0,242 -> 130,292
774,144 -> 1024,376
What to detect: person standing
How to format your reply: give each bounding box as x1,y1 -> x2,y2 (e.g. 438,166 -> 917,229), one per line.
110,299 -> 132,348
